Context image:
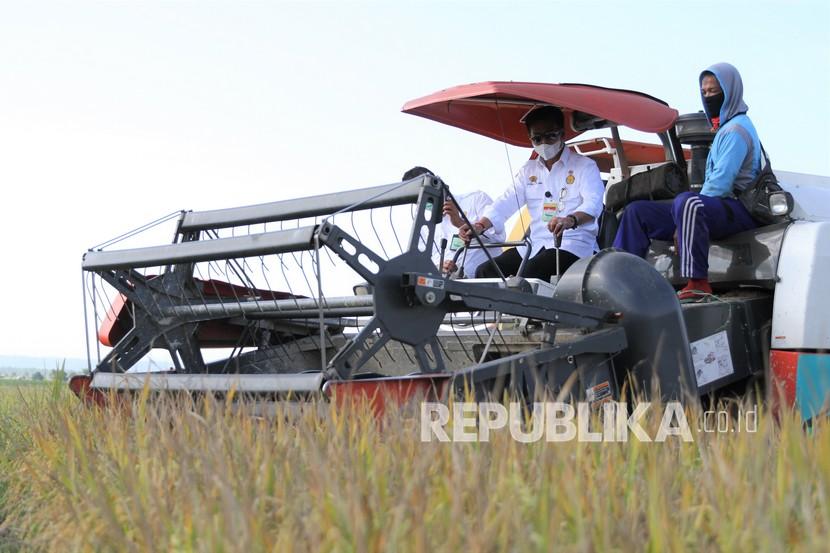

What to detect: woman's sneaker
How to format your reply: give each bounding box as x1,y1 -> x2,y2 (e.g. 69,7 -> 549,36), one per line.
677,278 -> 713,303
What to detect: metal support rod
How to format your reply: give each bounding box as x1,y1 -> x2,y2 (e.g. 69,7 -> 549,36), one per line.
445,190 -> 507,283
478,312 -> 503,364
81,270 -> 93,372
163,295 -> 374,320
555,233 -> 562,279
610,125 -> 631,180
249,307 -> 375,320
515,229 -> 533,278
410,273 -> 615,329
314,234 -> 327,372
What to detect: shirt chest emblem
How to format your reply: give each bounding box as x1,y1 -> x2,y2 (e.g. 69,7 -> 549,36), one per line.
565,171 -> 575,185
528,175 -> 538,185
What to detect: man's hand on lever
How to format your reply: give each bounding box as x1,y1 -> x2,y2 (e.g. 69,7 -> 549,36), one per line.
459,217 -> 492,243
547,213 -> 581,238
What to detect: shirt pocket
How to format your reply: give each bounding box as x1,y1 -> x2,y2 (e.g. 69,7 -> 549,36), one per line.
525,186 -> 547,216
558,186 -> 580,213
525,184 -> 546,199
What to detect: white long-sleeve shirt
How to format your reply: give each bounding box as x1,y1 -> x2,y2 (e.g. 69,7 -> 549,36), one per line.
434,190 -> 506,278
482,147 -> 604,259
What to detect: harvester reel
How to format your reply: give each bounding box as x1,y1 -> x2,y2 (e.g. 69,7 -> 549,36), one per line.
94,268 -> 208,373
318,204 -> 448,380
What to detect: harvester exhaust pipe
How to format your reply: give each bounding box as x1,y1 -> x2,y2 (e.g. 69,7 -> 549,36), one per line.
554,249 -> 699,402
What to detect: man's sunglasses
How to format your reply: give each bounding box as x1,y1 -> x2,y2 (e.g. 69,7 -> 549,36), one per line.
529,130 -> 563,145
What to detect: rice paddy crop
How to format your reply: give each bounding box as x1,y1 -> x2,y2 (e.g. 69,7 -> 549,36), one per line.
0,383 -> 827,552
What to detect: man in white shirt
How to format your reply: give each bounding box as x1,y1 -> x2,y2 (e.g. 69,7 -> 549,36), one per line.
459,106 -> 604,281
403,167 -> 506,278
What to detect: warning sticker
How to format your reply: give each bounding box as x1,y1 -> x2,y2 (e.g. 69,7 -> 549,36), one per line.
691,330 -> 734,387
585,380 -> 612,407
416,276 -> 445,289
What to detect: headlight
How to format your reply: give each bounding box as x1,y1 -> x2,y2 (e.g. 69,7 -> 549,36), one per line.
768,191 -> 793,216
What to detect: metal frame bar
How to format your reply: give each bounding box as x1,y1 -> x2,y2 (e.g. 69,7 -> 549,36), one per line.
83,226 -> 317,271
409,273 -> 615,329
179,178 -> 428,232
90,371 -> 324,393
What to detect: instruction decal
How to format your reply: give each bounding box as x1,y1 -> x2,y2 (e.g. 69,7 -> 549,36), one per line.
691,330 -> 734,387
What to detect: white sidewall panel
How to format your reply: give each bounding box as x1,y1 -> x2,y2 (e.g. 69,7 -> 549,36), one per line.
772,221 -> 830,349
776,171 -> 830,222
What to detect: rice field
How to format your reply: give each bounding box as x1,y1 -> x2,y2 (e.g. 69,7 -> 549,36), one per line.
0,382 -> 827,552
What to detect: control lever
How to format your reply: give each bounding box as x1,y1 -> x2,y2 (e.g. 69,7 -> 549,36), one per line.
438,237 -> 448,275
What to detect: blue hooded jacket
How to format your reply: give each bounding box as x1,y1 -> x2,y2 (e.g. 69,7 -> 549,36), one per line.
699,62 -> 762,197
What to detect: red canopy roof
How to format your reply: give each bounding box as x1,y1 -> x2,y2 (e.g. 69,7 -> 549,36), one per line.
402,81 -> 679,146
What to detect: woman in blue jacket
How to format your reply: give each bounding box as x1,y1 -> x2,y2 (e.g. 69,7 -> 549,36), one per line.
613,62 -> 761,301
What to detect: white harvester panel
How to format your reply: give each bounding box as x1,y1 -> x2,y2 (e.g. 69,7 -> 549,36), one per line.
772,221 -> 830,349
777,171 -> 830,221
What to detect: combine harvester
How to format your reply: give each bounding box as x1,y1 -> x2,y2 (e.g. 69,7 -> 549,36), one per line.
72,82 -> 830,423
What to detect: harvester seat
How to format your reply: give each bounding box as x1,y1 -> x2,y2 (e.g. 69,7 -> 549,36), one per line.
644,222 -> 789,289
597,161 -> 688,250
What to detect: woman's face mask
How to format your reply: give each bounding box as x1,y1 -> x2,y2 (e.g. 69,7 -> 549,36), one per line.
703,91 -> 725,119
700,74 -> 724,119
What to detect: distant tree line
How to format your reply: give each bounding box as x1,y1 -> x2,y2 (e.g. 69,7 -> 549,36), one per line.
5,369 -> 73,382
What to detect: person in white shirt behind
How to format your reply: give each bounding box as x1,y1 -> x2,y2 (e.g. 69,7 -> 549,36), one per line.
402,166 -> 506,278
459,106 -> 604,281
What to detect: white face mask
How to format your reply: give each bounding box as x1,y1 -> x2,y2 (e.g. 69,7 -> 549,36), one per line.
534,140 -> 563,161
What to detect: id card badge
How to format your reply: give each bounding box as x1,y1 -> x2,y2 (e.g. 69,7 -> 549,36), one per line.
449,234 -> 464,251
542,202 -> 558,222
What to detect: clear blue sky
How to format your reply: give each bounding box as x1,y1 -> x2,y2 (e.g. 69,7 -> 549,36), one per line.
1,0 -> 828,359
